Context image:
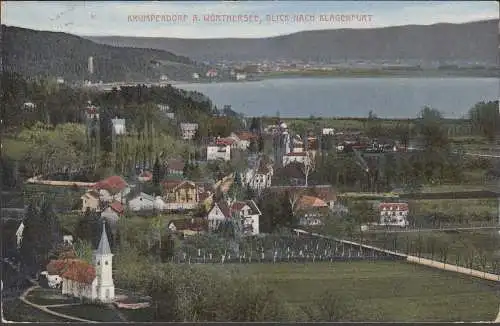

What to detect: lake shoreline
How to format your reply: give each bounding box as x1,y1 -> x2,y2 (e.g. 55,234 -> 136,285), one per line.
173,71 -> 498,85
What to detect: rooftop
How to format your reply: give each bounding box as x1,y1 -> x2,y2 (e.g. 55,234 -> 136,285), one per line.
96,221 -> 112,256
297,195 -> 328,210
46,259 -> 96,284
93,176 -> 128,193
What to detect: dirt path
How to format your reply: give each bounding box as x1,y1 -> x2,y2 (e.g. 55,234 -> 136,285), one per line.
406,255 -> 500,282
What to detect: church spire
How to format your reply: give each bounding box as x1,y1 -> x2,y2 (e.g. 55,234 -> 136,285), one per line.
96,220 -> 111,255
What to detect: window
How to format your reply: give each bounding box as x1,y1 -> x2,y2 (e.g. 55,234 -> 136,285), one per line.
105,261 -> 108,265
97,260 -> 100,265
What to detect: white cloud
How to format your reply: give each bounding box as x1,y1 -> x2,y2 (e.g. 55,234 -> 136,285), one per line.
2,1 -> 498,38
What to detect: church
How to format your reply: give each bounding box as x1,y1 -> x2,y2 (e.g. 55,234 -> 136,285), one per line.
46,222 -> 115,303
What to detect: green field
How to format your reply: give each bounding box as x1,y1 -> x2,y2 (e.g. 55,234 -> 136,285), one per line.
25,287 -> 80,306
201,261 -> 500,322
361,230 -> 500,272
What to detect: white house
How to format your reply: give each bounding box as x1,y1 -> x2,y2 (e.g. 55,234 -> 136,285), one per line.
180,123 -> 199,140
81,190 -> 101,212
322,128 -> 335,135
23,102 -> 36,111
101,202 -> 124,223
111,118 -> 126,135
379,202 -> 409,227
243,164 -> 273,192
63,235 -> 74,246
127,192 -> 155,211
236,72 -> 247,81
153,196 -> 168,211
15,222 -> 24,249
51,222 -> 115,303
229,132 -> 255,150
299,215 -> 324,226
206,200 -> 261,235
40,271 -> 62,289
282,152 -> 310,166
206,202 -> 230,231
207,144 -> 231,161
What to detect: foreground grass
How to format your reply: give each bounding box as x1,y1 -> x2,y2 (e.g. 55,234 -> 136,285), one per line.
50,304 -> 123,322
200,261 -> 500,322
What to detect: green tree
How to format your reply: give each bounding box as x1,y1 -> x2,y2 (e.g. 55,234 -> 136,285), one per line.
73,239 -> 93,263
74,210 -> 114,249
257,135 -> 265,153
20,198 -> 62,273
248,138 -> 258,153
249,117 -> 260,133
365,110 -> 384,138
416,107 -> 449,150
153,155 -> 161,186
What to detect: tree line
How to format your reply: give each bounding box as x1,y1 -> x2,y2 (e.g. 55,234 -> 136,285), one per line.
1,72 -> 245,185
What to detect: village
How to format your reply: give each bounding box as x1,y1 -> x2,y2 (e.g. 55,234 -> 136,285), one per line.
2,102 -> 421,315
2,58 -> 499,324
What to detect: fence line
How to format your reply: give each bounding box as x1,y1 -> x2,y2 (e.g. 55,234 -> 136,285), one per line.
293,229 -> 500,283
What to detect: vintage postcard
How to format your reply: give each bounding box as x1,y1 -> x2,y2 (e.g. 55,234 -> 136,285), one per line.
1,1 -> 499,324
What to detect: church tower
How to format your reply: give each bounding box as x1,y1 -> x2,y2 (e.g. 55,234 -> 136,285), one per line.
93,221 -> 115,302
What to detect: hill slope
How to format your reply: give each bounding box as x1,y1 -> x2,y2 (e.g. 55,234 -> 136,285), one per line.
86,19 -> 499,64
1,25 -> 204,82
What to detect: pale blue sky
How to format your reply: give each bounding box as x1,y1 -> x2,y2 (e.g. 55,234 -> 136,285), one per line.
2,1 -> 498,38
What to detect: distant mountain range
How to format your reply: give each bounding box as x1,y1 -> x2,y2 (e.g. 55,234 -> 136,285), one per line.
86,19 -> 499,64
1,25 -> 206,82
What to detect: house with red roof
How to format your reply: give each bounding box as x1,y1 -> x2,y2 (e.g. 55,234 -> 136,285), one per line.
379,202 -> 409,227
168,218 -> 208,237
46,222 -> 115,303
91,176 -> 130,203
207,138 -> 232,161
296,195 -> 329,226
101,201 -> 125,223
229,131 -> 257,150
